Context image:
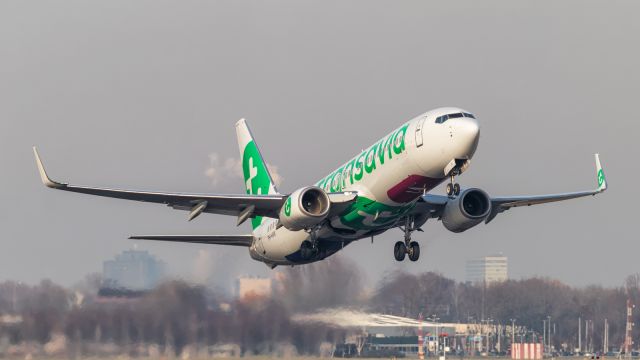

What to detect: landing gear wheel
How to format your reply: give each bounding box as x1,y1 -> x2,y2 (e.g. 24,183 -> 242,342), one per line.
446,183 -> 453,196
408,241 -> 420,261
300,241 -> 317,260
394,241 -> 407,261
453,183 -> 461,195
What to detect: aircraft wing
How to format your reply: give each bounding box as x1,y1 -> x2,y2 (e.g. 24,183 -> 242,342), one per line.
33,147 -> 285,220
33,148 -> 358,223
129,235 -> 254,247
414,154 -> 607,224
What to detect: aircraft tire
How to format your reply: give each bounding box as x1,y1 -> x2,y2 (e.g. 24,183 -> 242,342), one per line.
408,241 -> 420,261
393,241 -> 406,261
446,183 -> 453,196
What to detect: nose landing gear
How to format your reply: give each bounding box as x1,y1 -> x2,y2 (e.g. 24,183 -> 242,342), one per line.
393,216 -> 421,262
446,172 -> 461,197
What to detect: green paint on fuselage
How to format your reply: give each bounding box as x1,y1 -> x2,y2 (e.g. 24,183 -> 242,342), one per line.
338,196 -> 416,231
317,123 -> 409,193
313,122 -> 415,232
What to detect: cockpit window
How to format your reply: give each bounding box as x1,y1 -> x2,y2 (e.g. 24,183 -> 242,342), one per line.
435,115 -> 448,124
435,112 -> 471,124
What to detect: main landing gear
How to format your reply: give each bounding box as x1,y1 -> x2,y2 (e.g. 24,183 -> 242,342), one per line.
446,172 -> 461,197
300,224 -> 322,260
394,216 -> 421,262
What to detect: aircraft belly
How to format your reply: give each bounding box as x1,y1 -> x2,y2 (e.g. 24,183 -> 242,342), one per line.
258,227 -> 308,264
386,175 -> 446,203
254,226 -> 354,265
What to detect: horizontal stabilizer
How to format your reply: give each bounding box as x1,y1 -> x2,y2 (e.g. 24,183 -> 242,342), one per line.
129,234 -> 254,247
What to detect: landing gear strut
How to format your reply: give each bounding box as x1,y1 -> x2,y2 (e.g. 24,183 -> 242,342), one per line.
394,216 -> 421,262
301,224 -> 322,260
300,240 -> 316,260
446,172 -> 461,197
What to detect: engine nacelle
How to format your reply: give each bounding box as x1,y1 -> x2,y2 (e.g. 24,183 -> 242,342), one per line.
279,186 -> 330,231
442,188 -> 492,233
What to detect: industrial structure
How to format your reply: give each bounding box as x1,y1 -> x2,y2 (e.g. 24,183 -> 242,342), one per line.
625,297 -> 634,358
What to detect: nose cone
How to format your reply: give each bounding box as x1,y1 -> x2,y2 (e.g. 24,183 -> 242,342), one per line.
453,117 -> 480,158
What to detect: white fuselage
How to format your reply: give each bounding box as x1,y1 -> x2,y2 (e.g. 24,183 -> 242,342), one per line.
249,107 -> 480,266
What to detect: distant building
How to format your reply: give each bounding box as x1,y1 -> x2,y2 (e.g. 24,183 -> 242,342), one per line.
236,276 -> 272,299
103,249 -> 166,290
466,253 -> 508,284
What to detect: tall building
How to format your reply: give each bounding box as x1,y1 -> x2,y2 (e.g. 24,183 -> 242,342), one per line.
465,253 -> 508,284
103,249 -> 166,290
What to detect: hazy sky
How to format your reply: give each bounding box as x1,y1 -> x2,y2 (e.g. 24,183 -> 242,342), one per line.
1,1 -> 638,290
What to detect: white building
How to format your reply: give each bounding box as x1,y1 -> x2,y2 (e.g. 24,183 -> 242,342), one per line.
465,254 -> 508,284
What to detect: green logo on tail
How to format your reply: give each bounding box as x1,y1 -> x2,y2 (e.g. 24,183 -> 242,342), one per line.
242,141 -> 272,229
598,169 -> 605,187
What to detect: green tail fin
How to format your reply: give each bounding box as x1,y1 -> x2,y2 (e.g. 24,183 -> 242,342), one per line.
235,119 -> 279,230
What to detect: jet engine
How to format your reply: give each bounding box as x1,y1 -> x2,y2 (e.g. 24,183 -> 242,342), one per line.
441,188 -> 492,233
279,186 -> 330,231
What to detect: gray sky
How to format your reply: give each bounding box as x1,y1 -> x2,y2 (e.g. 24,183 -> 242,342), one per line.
1,0 -> 638,290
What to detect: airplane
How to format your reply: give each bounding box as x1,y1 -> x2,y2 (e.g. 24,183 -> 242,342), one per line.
33,107 -> 607,268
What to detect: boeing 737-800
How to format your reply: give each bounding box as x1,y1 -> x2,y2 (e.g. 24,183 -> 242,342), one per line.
34,107 -> 607,268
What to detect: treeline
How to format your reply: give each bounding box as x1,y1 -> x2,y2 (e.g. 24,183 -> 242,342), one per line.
0,258 -> 639,357
0,279 -> 345,357
0,257 -> 362,357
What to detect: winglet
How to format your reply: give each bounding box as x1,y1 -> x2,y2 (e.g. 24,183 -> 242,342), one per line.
595,153 -> 607,192
32,147 -> 66,188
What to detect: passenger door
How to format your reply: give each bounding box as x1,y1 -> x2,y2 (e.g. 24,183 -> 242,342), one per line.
415,116 -> 426,147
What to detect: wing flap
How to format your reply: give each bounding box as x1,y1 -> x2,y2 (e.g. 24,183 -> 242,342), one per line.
129,235 -> 254,247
